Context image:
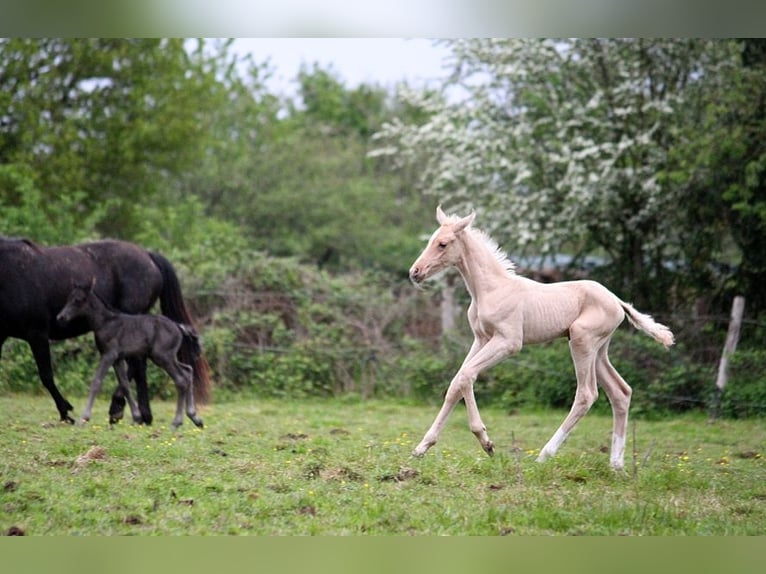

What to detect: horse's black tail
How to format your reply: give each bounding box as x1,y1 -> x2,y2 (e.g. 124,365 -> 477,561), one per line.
148,251 -> 212,404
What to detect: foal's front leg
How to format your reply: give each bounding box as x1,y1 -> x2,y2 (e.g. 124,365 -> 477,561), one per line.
413,335 -> 515,457
412,338 -> 484,457
81,352 -> 117,424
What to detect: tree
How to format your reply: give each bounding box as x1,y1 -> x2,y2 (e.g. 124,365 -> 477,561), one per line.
204,64 -> 432,274
373,39 -> 738,310
0,38 -> 260,241
670,39 -> 766,318
725,39 -> 766,314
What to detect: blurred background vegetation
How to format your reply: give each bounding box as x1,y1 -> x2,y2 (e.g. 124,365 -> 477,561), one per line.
1,38 -> 765,418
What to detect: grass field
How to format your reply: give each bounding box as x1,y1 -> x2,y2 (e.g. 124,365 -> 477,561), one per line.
1,393 -> 764,535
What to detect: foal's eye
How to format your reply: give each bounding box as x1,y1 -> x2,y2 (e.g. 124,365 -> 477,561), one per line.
437,241 -> 448,249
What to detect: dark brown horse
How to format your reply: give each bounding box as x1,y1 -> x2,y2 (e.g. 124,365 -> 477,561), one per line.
0,236 -> 211,423
57,283 -> 205,428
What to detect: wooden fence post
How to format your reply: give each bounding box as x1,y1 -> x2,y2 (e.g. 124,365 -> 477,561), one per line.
440,273 -> 459,335
711,295 -> 745,420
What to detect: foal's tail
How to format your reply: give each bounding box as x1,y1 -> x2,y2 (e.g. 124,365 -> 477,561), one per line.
149,251 -> 212,404
178,324 -> 202,359
620,302 -> 675,348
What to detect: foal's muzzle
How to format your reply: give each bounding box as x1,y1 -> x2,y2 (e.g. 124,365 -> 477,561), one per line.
409,267 -> 424,285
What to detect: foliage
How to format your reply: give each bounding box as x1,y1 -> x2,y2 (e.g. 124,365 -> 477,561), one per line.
720,349 -> 766,418
1,395 -> 764,535
199,64 -> 432,274
0,38 -> 268,240
227,130 -> 425,272
673,39 -> 766,315
0,164 -> 107,244
295,64 -> 391,139
192,250 -> 430,400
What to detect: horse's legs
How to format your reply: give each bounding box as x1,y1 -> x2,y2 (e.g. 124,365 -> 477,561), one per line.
537,333 -> 601,464
108,384 -> 127,424
28,336 -> 74,423
595,343 -> 632,470
81,353 -> 117,424
113,360 -> 142,424
413,335 -> 516,457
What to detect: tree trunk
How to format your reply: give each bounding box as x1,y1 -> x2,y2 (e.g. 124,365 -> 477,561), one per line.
440,273 -> 459,335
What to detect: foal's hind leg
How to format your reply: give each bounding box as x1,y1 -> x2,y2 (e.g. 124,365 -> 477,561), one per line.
156,354 -> 203,429
537,333 -> 601,464
595,343 -> 632,470
182,363 -> 204,428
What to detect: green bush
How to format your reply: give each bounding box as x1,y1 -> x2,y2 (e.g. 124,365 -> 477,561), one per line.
489,340 -> 583,413
719,348 -> 766,418
473,329 -> 714,419
388,337 -> 462,402
0,339 -> 40,395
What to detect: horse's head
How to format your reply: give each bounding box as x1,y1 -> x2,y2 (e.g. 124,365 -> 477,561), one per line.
409,205 -> 475,285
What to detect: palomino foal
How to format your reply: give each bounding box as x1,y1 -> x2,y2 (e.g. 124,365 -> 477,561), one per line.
409,206 -> 674,470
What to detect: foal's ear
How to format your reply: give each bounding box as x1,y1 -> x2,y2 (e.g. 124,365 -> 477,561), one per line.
453,211 -> 476,233
436,204 -> 448,224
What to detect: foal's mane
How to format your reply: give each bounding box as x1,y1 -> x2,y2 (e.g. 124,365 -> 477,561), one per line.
472,228 -> 517,276
442,214 -> 516,276
92,290 -> 120,313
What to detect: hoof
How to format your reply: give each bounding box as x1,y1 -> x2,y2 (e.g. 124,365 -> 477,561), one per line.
60,404 -> 75,424
411,435 -> 436,458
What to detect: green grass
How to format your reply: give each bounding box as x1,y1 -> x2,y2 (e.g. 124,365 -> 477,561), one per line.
0,394 -> 764,535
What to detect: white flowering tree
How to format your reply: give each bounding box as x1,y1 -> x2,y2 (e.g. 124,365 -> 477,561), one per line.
372,38 -> 738,309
